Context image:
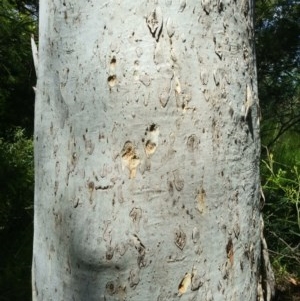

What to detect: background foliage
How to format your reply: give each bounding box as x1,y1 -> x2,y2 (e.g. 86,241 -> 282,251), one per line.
0,0 -> 299,300
256,0 -> 300,298
0,0 -> 36,300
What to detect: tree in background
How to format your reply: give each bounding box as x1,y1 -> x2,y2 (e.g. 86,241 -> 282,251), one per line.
0,0 -> 36,300
256,0 -> 300,153
0,0 -> 37,137
0,129 -> 33,301
256,0 -> 300,296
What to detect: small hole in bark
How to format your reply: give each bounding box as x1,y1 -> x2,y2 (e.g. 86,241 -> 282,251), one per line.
107,75 -> 117,87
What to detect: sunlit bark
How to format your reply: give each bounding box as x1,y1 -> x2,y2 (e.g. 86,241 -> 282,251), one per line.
32,1 -> 269,300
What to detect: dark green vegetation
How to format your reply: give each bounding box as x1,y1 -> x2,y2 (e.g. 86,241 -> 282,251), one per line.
256,0 -> 300,299
0,0 -> 298,300
0,0 -> 37,300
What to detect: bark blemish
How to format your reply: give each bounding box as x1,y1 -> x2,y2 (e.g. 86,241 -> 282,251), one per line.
201,0 -> 212,14
84,139 -> 95,155
166,17 -> 175,38
88,181 -> 95,204
178,272 -> 191,296
116,242 -> 127,256
233,223 -> 240,239
107,75 -> 117,87
53,209 -> 62,227
146,7 -> 163,42
95,184 -> 114,190
174,227 -> 186,250
105,281 -> 116,295
168,180 -> 174,196
117,185 -> 124,203
226,237 -> 234,265
243,84 -> 254,119
196,188 -> 206,213
213,69 -> 220,86
159,88 -> 171,107
192,227 -> 200,243
178,0 -> 187,12
108,55 -> 117,88
173,170 -> 184,191
129,207 -> 142,232
131,234 -> 146,267
73,198 -> 79,208
88,181 -> 94,191
121,141 -> 140,179
55,161 -> 60,176
106,246 -> 114,261
187,134 -> 198,152
139,73 -> 151,86
200,70 -> 209,85
129,268 -> 140,288
145,140 -> 156,157
54,181 -> 59,196
110,56 -> 116,68
144,124 -> 159,158
191,268 -> 204,291
213,34 -> 223,59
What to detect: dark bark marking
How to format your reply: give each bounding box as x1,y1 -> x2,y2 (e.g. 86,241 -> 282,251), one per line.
105,281 -> 116,295
106,246 -> 114,261
95,184 -> 114,190
107,75 -> 117,87
121,141 -> 140,179
110,56 -> 116,66
129,269 -> 140,288
174,227 -> 186,250
173,170 -> 184,191
187,134 -> 198,152
132,234 -> 146,268
146,7 -> 163,42
226,237 -> 234,265
168,180 -> 174,197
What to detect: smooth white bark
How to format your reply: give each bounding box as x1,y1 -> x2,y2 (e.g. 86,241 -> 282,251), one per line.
33,1 -> 265,300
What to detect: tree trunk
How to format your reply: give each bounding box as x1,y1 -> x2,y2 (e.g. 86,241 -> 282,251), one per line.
32,1 -> 271,300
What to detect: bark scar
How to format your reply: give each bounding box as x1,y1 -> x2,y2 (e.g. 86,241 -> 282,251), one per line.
146,7 -> 163,42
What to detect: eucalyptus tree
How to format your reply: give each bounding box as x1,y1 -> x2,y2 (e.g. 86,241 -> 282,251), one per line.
255,0 -> 300,148
33,1 -> 274,300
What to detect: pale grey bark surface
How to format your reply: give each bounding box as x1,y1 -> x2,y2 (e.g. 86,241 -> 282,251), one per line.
33,1 -> 265,300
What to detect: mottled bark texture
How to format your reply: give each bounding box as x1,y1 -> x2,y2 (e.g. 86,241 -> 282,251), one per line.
32,1 -> 271,300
